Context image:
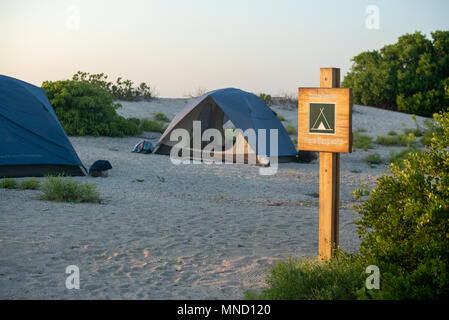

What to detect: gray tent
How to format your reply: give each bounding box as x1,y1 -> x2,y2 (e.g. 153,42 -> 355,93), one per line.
154,88 -> 298,164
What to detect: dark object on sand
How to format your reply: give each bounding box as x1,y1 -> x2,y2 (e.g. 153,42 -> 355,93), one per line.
297,151 -> 317,163
132,140 -> 155,154
89,160 -> 112,177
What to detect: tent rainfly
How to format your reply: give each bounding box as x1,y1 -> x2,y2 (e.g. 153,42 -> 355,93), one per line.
0,75 -> 86,178
153,88 -> 298,164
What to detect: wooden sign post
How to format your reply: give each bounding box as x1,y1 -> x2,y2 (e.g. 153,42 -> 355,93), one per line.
298,68 -> 353,261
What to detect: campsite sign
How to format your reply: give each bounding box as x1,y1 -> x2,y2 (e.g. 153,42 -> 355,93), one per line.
297,68 -> 353,261
298,86 -> 352,153
309,103 -> 335,134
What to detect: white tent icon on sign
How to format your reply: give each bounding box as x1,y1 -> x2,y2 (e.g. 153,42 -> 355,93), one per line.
311,108 -> 333,131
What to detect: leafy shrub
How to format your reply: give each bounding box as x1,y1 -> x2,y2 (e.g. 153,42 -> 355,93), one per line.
41,80 -> 142,137
375,135 -> 397,146
354,109 -> 449,299
388,146 -> 421,167
388,130 -> 397,136
39,176 -> 100,203
342,31 -> 449,117
72,71 -> 153,100
420,119 -> 444,147
19,178 -> 40,190
258,93 -> 272,105
0,178 -> 18,189
404,114 -> 424,137
153,112 -> 170,122
363,152 -> 383,165
245,253 -> 367,300
375,133 -> 416,146
250,110 -> 449,300
140,118 -> 167,133
353,131 -> 373,151
285,125 -> 296,135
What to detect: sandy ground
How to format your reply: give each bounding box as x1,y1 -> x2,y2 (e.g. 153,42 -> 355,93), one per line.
0,98 -> 429,299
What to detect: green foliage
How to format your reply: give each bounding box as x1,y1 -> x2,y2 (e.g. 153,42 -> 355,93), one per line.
352,183 -> 371,201
420,118 -> 444,147
354,109 -> 449,299
375,133 -> 416,147
342,31 -> 449,117
39,176 -> 100,203
250,110 -> 449,300
72,71 -> 153,100
153,112 -> 170,122
258,93 -> 272,105
140,118 -> 167,133
245,253 -> 367,300
353,131 -> 373,151
41,80 -> 143,137
363,152 -> 383,165
388,146 -> 421,167
19,178 -> 40,190
0,178 -> 18,189
285,125 -> 296,135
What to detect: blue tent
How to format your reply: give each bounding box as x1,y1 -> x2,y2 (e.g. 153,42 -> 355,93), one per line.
0,75 -> 86,177
154,88 -> 298,162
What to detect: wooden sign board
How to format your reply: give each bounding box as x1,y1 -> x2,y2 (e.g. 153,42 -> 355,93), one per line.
297,88 -> 353,153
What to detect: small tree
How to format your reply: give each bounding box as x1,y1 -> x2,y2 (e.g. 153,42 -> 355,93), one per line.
342,31 -> 449,116
42,80 -> 142,136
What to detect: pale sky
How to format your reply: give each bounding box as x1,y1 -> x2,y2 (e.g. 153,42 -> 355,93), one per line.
1,0 -> 448,97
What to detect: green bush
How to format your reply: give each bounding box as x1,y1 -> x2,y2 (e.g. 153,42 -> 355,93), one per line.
41,80 -> 142,137
420,119 -> 444,147
72,71 -> 153,100
388,146 -> 421,167
353,131 -> 373,151
363,152 -> 383,165
285,125 -> 296,135
0,178 -> 18,189
375,133 -> 416,147
245,253 -> 367,300
354,109 -> 449,299
342,31 -> 449,117
153,112 -> 170,122
140,118 -> 167,133
19,178 -> 40,190
387,130 -> 397,136
39,176 -> 100,203
258,93 -> 272,105
250,110 -> 449,300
